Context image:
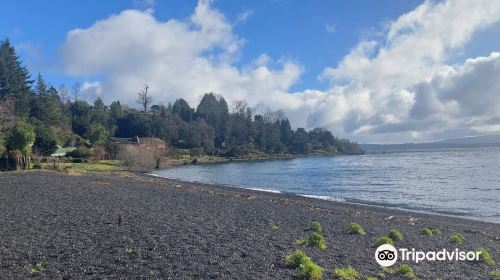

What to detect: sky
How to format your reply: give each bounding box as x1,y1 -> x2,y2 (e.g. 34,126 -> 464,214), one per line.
2,0 -> 500,144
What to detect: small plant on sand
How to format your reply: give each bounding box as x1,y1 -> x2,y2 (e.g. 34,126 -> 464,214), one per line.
421,227 -> 433,236
334,266 -> 360,280
388,229 -> 403,241
295,237 -> 307,245
285,250 -> 323,280
366,277 -> 377,280
30,262 -> 44,274
311,221 -> 322,232
476,247 -> 495,265
308,232 -> 327,249
126,247 -> 135,254
271,224 -> 279,232
347,222 -> 366,235
491,269 -> 500,278
374,236 -> 393,247
431,228 -> 442,235
449,233 -> 465,244
395,264 -> 415,278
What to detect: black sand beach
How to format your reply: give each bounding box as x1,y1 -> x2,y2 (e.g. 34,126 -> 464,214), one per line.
0,170 -> 498,279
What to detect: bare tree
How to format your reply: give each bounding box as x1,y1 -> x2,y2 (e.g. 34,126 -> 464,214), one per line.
72,81 -> 81,102
136,84 -> 152,112
58,84 -> 70,104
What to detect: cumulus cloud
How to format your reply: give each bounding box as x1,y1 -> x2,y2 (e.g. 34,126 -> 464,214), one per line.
60,0 -> 500,143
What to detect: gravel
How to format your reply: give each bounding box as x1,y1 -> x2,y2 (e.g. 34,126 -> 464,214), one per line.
0,170 -> 498,279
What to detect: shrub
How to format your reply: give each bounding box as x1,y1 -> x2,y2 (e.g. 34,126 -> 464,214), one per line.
308,232 -> 327,249
297,260 -> 323,280
431,228 -> 442,235
374,236 -> 393,247
476,247 -> 495,265
67,146 -> 92,159
347,222 -> 366,235
33,127 -> 58,156
395,264 -> 415,278
388,229 -> 403,241
449,233 -> 465,244
118,145 -> 158,173
491,269 -> 500,278
334,266 -> 360,280
421,227 -> 433,236
295,238 -> 307,246
286,250 -> 323,280
285,250 -> 311,267
311,221 -> 322,232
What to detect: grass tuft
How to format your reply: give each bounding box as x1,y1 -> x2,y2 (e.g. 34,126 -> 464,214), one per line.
308,232 -> 327,249
285,250 -> 323,280
334,266 -> 360,280
395,264 -> 415,278
30,262 -> 44,274
388,229 -> 403,241
271,224 -> 279,232
347,222 -> 366,235
449,233 -> 465,244
491,269 -> 500,278
311,221 -> 322,232
431,228 -> 442,235
420,227 -> 433,236
476,247 -> 495,265
374,236 -> 393,247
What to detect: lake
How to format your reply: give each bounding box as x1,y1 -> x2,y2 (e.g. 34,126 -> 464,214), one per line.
153,147 -> 500,223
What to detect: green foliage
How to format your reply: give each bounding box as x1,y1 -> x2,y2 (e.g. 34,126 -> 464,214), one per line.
311,221 -> 322,232
395,264 -> 415,278
85,123 -> 109,144
366,277 -> 377,280
347,222 -> 366,235
271,224 -> 278,232
491,269 -> 500,278
297,260 -> 323,280
29,261 -> 44,274
33,126 -> 58,156
334,266 -> 360,280
285,250 -> 323,280
449,233 -> 464,244
431,228 -> 442,235
421,227 -> 433,236
307,232 -> 327,249
67,146 -> 92,159
476,247 -> 495,265
374,236 -> 393,247
388,229 -> 403,241
0,137 -> 6,156
7,120 -> 35,155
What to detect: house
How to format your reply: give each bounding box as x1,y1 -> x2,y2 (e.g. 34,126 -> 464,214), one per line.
50,145 -> 76,157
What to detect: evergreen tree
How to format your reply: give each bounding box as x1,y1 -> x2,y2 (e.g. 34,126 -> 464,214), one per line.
0,39 -> 33,116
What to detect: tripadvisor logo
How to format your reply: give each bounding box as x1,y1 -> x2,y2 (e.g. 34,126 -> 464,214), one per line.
375,244 -> 482,267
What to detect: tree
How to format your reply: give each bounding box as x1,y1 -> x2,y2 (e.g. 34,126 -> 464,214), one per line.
110,101 -> 124,120
85,123 -> 109,145
33,127 -> 58,156
196,93 -> 229,148
136,84 -> 152,112
0,38 -> 33,116
7,120 -> 35,156
172,98 -> 194,122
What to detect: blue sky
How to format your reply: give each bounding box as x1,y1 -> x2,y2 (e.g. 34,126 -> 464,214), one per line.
1,0 -> 421,91
2,0 -> 500,143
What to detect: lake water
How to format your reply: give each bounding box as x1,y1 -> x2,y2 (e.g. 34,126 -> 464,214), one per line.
153,148 -> 500,223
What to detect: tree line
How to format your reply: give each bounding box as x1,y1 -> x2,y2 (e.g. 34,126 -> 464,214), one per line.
0,38 -> 363,160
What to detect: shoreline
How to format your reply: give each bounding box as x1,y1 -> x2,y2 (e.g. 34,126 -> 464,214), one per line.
148,172 -> 500,227
0,170 -> 498,279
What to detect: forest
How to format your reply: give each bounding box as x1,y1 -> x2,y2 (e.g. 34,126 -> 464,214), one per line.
0,38 -> 363,163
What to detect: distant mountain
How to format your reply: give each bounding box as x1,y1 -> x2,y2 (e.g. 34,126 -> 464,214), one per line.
361,135 -> 500,152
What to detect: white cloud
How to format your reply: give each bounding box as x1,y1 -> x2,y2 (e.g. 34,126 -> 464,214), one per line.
325,23 -> 336,34
235,10 -> 254,25
59,0 -> 500,143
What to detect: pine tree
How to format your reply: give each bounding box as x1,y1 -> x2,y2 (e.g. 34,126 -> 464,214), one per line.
0,38 -> 33,116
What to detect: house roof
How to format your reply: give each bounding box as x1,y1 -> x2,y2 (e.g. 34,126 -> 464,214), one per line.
50,145 -> 76,157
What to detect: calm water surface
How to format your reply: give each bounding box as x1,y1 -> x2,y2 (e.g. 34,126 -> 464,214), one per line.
154,148 -> 500,223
